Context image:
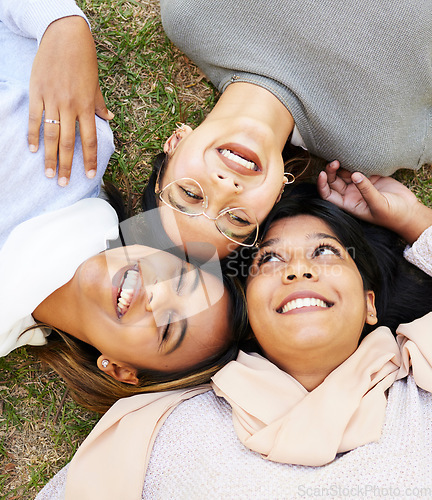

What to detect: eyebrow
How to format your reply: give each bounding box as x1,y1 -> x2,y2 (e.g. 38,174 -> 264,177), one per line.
308,232 -> 343,246
165,265 -> 201,354
260,232 -> 343,248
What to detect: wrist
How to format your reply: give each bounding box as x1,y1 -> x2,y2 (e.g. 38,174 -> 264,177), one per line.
395,201 -> 432,245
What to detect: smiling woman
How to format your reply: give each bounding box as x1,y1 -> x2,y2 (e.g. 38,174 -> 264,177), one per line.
1,193 -> 247,413
34,243 -> 232,378
137,0 -> 432,259
142,103 -> 312,259
1,207 -> 248,420
37,177 -> 432,500
247,213 -> 378,390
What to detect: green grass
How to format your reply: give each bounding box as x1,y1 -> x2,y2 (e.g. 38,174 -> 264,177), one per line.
1,1 -> 431,498
82,0 -> 217,207
1,2 -> 218,497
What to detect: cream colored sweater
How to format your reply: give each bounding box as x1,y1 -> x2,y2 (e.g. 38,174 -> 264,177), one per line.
34,377 -> 432,499
36,227 -> 432,499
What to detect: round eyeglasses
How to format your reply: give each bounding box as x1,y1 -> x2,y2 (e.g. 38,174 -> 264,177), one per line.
155,177 -> 259,247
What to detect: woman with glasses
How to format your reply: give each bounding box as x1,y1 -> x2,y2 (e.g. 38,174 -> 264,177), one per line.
139,0 -> 431,259
36,173 -> 432,499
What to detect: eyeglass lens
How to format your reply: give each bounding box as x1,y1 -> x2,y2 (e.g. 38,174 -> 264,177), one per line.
159,179 -> 257,243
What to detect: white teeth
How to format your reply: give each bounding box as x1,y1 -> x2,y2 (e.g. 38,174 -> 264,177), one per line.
280,298 -> 329,314
219,148 -> 258,171
117,270 -> 139,316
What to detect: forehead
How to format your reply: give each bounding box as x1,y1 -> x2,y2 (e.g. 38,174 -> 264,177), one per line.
263,215 -> 336,244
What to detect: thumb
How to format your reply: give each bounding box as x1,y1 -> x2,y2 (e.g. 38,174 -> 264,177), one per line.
94,88 -> 114,120
351,172 -> 385,213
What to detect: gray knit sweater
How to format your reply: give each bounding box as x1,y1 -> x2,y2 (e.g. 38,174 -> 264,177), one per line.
160,0 -> 432,176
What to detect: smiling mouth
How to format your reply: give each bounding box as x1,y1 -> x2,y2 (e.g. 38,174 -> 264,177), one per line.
218,148 -> 259,171
116,267 -> 140,318
277,297 -> 334,314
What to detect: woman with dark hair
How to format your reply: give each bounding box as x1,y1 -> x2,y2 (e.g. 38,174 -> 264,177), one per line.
38,175 -> 432,499
138,0 -> 432,259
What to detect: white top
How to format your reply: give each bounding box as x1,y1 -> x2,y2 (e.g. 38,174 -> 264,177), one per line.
0,198 -> 119,356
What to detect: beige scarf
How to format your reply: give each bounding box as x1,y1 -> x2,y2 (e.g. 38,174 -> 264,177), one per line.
65,313 -> 432,500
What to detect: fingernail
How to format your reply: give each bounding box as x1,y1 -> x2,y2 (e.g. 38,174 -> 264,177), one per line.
107,110 -> 115,119
45,168 -> 55,178
352,172 -> 363,184
86,169 -> 96,179
29,144 -> 38,153
58,177 -> 69,187
329,160 -> 338,167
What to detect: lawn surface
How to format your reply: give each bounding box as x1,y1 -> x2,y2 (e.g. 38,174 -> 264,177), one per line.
1,1 -> 431,498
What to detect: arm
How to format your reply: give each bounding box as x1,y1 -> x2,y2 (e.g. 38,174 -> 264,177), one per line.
0,1 -> 113,186
317,161 -> 432,245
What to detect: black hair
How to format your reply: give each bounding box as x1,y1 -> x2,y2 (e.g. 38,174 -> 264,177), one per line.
252,183 -> 432,338
142,151 -> 166,214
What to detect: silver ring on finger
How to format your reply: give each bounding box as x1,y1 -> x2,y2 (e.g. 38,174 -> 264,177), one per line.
44,119 -> 61,125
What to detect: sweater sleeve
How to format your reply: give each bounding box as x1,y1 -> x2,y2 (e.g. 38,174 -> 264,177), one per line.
404,226 -> 432,277
0,0 -> 88,44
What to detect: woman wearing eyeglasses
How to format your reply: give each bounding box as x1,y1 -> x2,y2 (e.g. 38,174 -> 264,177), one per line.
36,174 -> 432,499
139,0 -> 432,259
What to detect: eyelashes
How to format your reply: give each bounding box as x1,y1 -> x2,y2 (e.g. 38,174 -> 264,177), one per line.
256,250 -> 283,267
312,243 -> 341,258
255,242 -> 342,268
159,261 -> 188,348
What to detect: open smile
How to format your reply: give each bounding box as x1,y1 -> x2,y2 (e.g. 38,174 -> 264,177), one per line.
276,291 -> 334,314
217,144 -> 262,174
112,264 -> 141,318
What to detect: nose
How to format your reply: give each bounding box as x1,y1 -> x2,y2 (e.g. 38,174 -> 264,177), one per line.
205,172 -> 243,217
144,278 -> 189,323
211,171 -> 242,192
144,279 -> 170,313
281,262 -> 318,284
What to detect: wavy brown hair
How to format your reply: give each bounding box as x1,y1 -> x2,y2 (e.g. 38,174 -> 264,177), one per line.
32,274 -> 247,414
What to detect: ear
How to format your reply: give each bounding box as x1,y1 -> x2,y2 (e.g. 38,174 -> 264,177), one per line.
163,124 -> 193,154
275,176 -> 289,203
97,356 -> 139,385
365,290 -> 378,326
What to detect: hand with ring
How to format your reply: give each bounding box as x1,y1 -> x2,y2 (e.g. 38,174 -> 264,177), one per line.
28,16 -> 114,187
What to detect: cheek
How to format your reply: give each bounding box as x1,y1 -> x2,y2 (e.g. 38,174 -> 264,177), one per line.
244,189 -> 280,224
246,276 -> 274,325
168,149 -> 202,179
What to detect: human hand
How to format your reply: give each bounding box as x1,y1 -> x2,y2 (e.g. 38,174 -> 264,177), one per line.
317,161 -> 432,244
28,16 -> 114,186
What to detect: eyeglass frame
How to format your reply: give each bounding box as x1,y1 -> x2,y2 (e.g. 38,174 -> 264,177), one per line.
155,175 -> 259,248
